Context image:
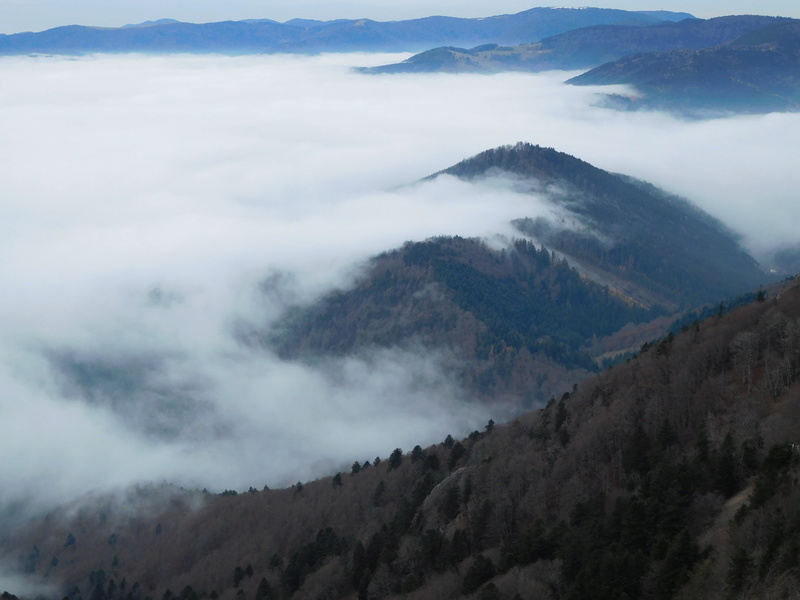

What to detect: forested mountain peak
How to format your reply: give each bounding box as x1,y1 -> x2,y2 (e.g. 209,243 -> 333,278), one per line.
266,233 -> 663,407
432,142 -> 767,309
251,142 -> 774,417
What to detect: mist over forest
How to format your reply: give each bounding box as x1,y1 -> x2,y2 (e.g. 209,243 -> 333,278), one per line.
1,50 -> 799,518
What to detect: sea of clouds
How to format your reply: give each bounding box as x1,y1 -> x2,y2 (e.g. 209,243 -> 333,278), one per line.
0,52 -> 798,515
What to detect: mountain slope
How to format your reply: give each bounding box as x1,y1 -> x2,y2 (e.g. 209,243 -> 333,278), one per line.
267,235 -> 660,408
362,15 -> 786,74
568,20 -> 800,114
259,143 -> 769,411
3,277 -> 799,600
434,143 -> 766,309
0,8 -> 691,55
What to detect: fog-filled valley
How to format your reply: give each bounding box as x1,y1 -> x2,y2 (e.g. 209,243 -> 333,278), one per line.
1,51 -> 799,515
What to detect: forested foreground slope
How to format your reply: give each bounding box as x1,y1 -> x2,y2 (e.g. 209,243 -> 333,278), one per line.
3,278 -> 800,600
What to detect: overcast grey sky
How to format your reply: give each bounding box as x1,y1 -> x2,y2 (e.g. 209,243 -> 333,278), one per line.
1,1 -> 799,34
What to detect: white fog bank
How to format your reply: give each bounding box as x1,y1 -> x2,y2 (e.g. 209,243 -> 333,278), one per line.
0,52 -> 798,512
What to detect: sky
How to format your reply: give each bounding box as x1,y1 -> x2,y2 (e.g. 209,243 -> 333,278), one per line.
0,49 -> 799,529
1,1 -> 800,34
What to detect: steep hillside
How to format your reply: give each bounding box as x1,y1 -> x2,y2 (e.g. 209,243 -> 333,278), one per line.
267,236 -> 660,408
3,278 -> 799,600
568,20 -> 800,115
433,143 -> 767,309
361,15 -> 785,74
0,8 -> 690,55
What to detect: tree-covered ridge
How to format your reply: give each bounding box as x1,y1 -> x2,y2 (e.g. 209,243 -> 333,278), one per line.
5,279 -> 800,600
266,142 -> 771,408
400,237 -> 657,367
568,20 -> 800,114
268,235 -> 659,405
433,142 -> 768,309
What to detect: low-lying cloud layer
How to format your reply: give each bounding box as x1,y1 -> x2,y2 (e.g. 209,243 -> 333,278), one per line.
0,52 -> 798,516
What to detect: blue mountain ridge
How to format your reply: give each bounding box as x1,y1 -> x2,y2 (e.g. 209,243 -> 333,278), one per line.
0,7 -> 693,55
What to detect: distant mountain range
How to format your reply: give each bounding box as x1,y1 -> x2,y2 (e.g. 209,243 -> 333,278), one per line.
362,15 -> 790,73
0,8 -> 692,55
7,7 -> 797,116
361,15 -> 800,116
569,20 -> 800,115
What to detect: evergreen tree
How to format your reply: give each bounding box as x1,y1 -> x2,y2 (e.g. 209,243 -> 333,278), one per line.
254,579 -> 272,600
463,555 -> 496,595
388,448 -> 403,471
714,433 -> 738,497
726,547 -> 752,594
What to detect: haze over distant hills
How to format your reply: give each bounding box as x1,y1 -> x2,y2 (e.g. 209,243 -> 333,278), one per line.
361,14 -> 800,116
362,15 -> 789,73
569,19 -> 800,114
0,7 -> 692,55
6,5 -> 797,116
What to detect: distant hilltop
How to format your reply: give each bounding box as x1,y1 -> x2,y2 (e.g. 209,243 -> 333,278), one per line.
121,19 -> 183,28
